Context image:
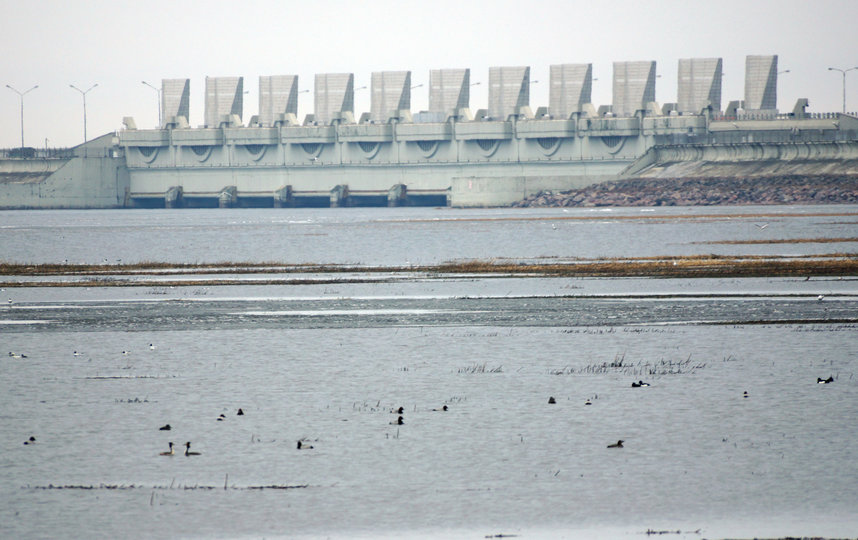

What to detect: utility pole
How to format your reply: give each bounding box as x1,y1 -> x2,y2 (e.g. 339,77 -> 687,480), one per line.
70,83 -> 98,143
5,84 -> 38,149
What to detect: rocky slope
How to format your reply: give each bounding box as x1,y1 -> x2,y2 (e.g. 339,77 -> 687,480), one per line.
511,175 -> 858,207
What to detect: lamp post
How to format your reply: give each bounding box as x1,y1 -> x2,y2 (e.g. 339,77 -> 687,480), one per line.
5,84 -> 38,150
141,81 -> 161,127
828,66 -> 858,113
69,83 -> 98,143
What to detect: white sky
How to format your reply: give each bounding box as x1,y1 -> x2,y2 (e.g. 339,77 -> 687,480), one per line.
1,0 -> 857,148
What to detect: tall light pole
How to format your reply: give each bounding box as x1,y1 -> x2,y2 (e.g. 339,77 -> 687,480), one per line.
69,83 -> 98,143
5,84 -> 38,149
141,80 -> 161,127
828,66 -> 858,113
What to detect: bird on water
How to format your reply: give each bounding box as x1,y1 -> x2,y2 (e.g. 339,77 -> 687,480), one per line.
184,442 -> 201,456
817,376 -> 834,384
607,440 -> 624,448
160,442 -> 175,456
159,424 -> 171,431
297,440 -> 314,449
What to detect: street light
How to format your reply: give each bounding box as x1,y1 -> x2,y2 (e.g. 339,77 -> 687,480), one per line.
69,83 -> 98,143
828,66 -> 858,113
141,81 -> 161,127
5,84 -> 38,150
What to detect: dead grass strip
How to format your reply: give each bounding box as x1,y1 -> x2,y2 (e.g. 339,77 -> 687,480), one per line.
699,237 -> 858,245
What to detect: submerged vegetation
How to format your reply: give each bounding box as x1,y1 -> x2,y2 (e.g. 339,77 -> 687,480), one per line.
1,253 -> 856,287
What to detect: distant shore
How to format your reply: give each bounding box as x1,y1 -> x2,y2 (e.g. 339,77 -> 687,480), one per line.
511,175 -> 858,207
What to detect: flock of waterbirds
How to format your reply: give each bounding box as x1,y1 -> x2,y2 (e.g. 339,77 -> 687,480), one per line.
13,345 -> 840,450
546,373 -> 838,449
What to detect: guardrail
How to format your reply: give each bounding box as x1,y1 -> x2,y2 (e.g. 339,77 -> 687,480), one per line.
0,147 -> 76,159
713,112 -> 855,121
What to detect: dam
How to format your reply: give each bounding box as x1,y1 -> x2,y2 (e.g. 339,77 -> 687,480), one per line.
2,55 -> 857,209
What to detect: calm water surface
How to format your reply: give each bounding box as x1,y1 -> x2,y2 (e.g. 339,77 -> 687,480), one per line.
1,206 -> 857,539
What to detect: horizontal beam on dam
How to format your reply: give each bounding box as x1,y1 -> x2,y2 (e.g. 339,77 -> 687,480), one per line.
119,110 -> 856,208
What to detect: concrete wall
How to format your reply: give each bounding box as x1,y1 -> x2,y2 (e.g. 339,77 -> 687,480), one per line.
678,58 -> 722,114
315,73 -> 354,125
628,140 -> 858,179
549,64 -> 592,119
0,134 -> 128,209
205,77 -> 243,127
488,66 -> 530,120
259,75 -> 298,126
612,61 -> 656,116
744,55 -> 778,112
371,71 -> 411,122
429,69 -> 469,114
162,79 -> 190,126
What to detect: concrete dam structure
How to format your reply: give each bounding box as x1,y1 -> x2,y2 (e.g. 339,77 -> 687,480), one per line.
2,55 -> 857,209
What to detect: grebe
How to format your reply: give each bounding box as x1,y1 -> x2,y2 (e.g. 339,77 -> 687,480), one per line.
160,442 -> 175,456
184,442 -> 201,456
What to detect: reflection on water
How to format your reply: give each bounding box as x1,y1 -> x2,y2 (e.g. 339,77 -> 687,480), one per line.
1,206 -> 857,539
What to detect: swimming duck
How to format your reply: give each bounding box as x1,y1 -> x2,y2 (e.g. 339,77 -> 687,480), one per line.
548,397 -> 556,404
236,408 -> 244,416
297,440 -> 314,450
817,376 -> 834,384
217,414 -> 226,421
391,406 -> 404,414
8,352 -> 28,359
584,399 -> 592,406
159,424 -> 171,431
184,442 -> 201,456
149,343 -> 156,350
432,405 -> 448,411
390,416 -> 404,425
631,380 -> 650,388
607,440 -> 624,448
743,391 -> 749,398
23,436 -> 36,445
159,442 -> 175,456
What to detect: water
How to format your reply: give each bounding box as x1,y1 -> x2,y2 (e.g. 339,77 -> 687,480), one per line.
1,206 -> 858,539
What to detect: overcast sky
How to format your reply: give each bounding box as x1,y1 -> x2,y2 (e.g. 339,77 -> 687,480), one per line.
2,0 -> 857,148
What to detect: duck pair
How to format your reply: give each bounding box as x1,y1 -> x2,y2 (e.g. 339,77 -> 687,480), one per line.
817,376 -> 834,384
160,442 -> 200,456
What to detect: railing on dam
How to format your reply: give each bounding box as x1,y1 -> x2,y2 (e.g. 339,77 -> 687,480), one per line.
1,147 -> 76,160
